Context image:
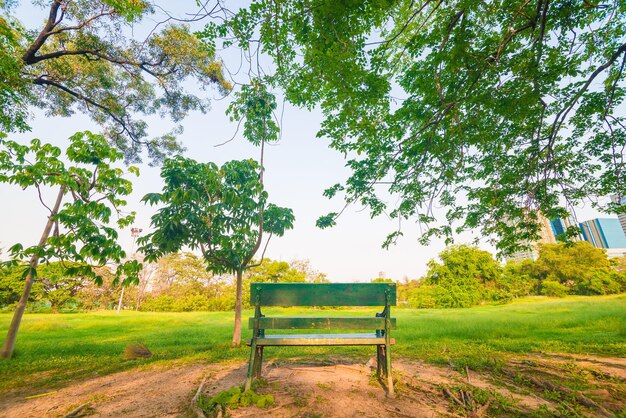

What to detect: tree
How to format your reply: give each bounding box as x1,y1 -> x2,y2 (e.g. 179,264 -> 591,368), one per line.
148,252 -> 217,305
0,263 -> 42,308
289,259 -> 328,283
534,241 -> 617,294
37,262 -> 86,312
75,266 -> 119,310
500,259 -> 537,299
423,244 -> 501,307
138,157 -> 294,346
200,1 -> 626,254
132,258 -> 158,311
0,130 -> 140,358
0,0 -> 231,163
138,253 -> 223,312
246,259 -> 306,283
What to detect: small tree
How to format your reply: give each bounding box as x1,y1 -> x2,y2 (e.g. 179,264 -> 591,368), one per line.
0,131 -> 140,359
139,156 -> 294,346
423,245 -> 502,308
38,262 -> 86,312
246,260 -> 306,284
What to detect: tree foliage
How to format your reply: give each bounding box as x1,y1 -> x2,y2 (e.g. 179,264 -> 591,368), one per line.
405,242 -> 625,308
0,0 -> 232,163
534,241 -> 625,295
36,262 -> 86,312
139,157 -> 294,273
246,259 -> 306,283
138,156 -> 294,345
0,263 -> 37,307
421,245 -> 502,308
203,0 -> 626,254
0,130 -> 141,357
0,131 -> 140,284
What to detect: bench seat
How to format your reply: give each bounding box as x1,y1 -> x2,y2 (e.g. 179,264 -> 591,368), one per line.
248,333 -> 396,346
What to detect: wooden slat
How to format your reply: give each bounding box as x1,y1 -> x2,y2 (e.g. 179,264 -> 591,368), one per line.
248,333 -> 396,346
248,316 -> 397,330
249,283 -> 396,306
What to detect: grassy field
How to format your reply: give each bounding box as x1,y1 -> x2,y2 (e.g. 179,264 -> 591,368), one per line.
0,295 -> 624,394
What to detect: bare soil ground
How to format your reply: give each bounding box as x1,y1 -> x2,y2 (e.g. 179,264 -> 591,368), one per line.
1,353 -> 624,417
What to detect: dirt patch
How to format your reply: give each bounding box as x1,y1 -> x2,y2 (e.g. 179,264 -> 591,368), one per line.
197,359 -> 452,418
0,361 -> 228,418
1,353 -> 625,417
200,355 -> 626,417
196,357 -> 549,417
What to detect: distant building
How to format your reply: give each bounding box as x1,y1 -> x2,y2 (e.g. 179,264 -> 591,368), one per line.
579,218 -> 626,250
549,216 -> 580,240
506,207 -> 626,261
506,213 -> 556,262
611,195 -> 626,236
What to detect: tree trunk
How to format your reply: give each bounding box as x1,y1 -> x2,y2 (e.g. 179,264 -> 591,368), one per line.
231,269 -> 243,347
1,186 -> 65,359
117,286 -> 125,313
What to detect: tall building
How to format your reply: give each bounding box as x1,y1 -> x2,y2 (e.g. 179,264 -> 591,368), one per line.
506,213 -> 556,262
507,208 -> 626,261
550,216 -> 579,240
579,218 -> 626,249
611,195 -> 626,236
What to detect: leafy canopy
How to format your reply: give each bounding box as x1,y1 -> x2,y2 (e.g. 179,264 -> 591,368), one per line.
424,244 -> 502,308
0,130 -> 141,285
0,0 -> 232,164
139,156 -> 294,274
203,0 -> 626,254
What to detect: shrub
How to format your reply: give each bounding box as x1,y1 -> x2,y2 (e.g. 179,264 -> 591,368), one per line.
197,387 -> 274,417
408,284 -> 443,308
173,295 -> 211,312
140,295 -> 176,312
423,245 -> 501,308
541,280 -> 569,297
578,271 -> 623,295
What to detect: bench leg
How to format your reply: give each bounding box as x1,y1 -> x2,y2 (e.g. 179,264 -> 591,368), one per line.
376,345 -> 384,379
385,341 -> 394,397
380,345 -> 388,375
254,346 -> 264,378
245,341 -> 257,391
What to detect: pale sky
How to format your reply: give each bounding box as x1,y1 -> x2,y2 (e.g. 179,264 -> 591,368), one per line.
0,1 -> 608,282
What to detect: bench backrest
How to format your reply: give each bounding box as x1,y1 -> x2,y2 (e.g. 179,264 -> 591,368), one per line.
249,283 -> 396,307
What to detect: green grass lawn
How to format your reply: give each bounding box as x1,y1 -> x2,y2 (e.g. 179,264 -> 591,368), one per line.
0,295 -> 624,394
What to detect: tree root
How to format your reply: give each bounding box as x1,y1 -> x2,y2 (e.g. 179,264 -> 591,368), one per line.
64,403 -> 90,418
190,375 -> 209,418
501,367 -> 612,417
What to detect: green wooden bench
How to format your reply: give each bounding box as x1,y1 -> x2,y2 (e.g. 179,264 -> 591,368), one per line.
245,282 -> 397,395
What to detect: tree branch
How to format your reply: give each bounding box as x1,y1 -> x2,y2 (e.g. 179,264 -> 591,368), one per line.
22,0 -> 62,64
46,10 -> 115,36
31,76 -> 145,146
547,40 -> 626,146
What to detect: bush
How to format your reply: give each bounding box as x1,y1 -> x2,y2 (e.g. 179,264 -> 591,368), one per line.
140,295 -> 176,311
497,264 -> 537,299
198,387 -> 274,417
408,284 -> 443,308
422,245 -> 501,308
540,280 -> 569,297
140,293 -> 235,312
578,271 -> 623,295
173,295 -> 211,312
